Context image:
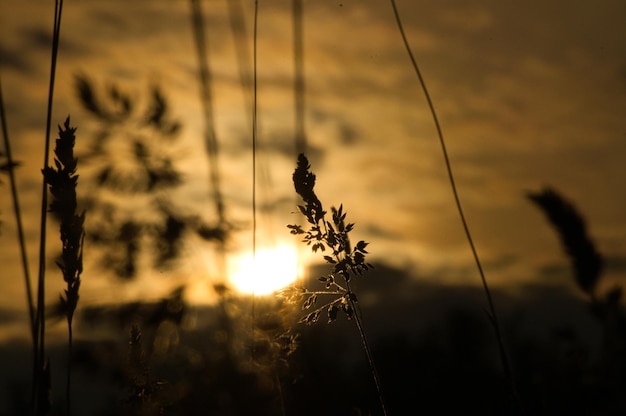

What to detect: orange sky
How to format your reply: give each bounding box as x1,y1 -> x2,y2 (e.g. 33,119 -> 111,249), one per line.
2,0 -> 626,341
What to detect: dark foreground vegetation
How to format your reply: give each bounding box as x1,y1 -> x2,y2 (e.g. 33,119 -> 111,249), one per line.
1,260 -> 625,415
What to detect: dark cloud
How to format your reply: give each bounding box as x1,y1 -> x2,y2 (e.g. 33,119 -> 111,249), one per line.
310,107 -> 359,145
304,260 -> 603,356
0,308 -> 23,325
20,26 -> 88,59
361,222 -> 401,239
228,128 -> 325,162
605,255 -> 626,273
22,27 -> 54,49
0,45 -> 32,73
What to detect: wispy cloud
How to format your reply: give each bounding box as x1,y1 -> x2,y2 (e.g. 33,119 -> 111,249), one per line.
1,0 -> 625,319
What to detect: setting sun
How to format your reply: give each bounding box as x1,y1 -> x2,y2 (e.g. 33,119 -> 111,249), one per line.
229,245 -> 302,295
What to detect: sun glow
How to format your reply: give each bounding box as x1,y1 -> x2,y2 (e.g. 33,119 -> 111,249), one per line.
230,245 -> 302,295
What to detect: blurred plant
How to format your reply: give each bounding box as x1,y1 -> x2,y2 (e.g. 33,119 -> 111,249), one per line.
73,284 -> 297,414
74,76 -> 226,280
527,188 -> 604,297
529,187 -> 626,412
281,154 -> 386,415
123,325 -> 165,416
0,76 -> 33,335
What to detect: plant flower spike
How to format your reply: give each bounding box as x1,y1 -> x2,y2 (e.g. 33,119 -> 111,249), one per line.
282,153 -> 387,415
42,116 -> 85,415
43,117 -> 84,327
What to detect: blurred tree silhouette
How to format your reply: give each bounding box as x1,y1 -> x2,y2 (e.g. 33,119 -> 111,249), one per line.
74,76 -> 227,280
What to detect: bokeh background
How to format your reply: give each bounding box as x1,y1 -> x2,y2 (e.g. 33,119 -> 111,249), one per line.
1,0 -> 626,414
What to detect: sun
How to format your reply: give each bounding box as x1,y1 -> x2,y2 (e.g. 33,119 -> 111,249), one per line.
229,245 -> 302,295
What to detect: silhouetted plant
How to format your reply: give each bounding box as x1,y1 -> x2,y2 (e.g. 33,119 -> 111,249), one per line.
43,116 -> 85,416
43,117 -> 84,324
281,153 -> 386,415
386,2 -> 520,411
30,2 -> 67,414
284,155 -> 373,324
529,187 -> 626,413
527,188 -> 604,297
74,76 -> 226,279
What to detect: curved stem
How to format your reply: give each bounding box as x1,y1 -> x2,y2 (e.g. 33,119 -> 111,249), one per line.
0,77 -> 35,337
387,0 -> 520,410
346,283 -> 388,416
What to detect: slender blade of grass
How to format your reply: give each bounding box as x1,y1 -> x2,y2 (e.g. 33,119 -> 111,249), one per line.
0,76 -> 35,339
34,1 -> 65,414
292,0 -> 306,157
387,0 -> 521,412
188,0 -> 226,227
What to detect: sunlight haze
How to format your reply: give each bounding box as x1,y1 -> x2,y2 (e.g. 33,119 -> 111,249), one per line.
229,245 -> 302,295
1,0 -> 625,338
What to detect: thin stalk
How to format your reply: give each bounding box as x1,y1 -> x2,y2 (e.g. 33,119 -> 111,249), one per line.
35,1 -> 64,414
327,220 -> 387,415
44,117 -> 83,416
66,325 -> 73,416
0,77 -> 35,338
290,154 -> 385,413
273,371 -> 286,416
251,0 -> 259,361
292,0 -> 306,157
387,0 -> 520,410
346,281 -> 388,416
226,0 -> 254,118
188,0 -> 227,276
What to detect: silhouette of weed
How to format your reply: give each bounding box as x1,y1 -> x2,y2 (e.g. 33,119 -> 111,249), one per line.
281,153 -> 387,415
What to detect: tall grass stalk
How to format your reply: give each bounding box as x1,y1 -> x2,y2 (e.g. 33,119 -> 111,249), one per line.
188,0 -> 227,278
251,0 -> 259,358
34,1 -> 65,414
387,0 -> 520,410
344,281 -> 387,416
43,117 -> 84,416
0,76 -> 35,339
226,0 -> 254,120
292,0 -> 306,156
286,154 -> 388,415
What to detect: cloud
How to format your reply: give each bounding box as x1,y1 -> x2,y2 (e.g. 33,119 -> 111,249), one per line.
1,0 -> 626,326
0,45 -> 32,73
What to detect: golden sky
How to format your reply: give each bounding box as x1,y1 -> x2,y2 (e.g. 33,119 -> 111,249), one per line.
2,0 -> 626,341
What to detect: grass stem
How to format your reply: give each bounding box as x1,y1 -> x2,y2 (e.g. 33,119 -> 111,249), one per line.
34,1 -> 65,414
188,0 -> 227,276
346,282 -> 388,416
67,325 -> 73,416
0,76 -> 35,339
292,0 -> 306,156
387,0 -> 521,411
251,0 -> 259,360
